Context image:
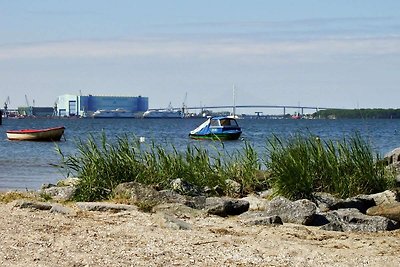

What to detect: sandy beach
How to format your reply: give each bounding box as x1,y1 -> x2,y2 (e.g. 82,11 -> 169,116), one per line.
1,201 -> 400,267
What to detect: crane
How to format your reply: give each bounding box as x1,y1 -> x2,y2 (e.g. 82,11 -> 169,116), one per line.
182,92 -> 188,115
25,94 -> 30,107
4,96 -> 10,110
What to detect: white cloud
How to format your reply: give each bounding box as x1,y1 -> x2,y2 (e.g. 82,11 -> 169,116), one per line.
1,36 -> 400,61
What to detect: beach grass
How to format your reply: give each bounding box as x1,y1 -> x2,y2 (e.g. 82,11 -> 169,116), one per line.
265,132 -> 396,200
56,132 -> 396,201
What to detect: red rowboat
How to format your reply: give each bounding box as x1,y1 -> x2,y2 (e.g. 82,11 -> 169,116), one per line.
6,126 -> 65,141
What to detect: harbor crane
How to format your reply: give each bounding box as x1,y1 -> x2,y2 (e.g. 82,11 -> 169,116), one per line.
4,96 -> 10,110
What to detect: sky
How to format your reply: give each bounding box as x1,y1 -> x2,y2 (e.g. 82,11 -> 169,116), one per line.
1,0 -> 400,114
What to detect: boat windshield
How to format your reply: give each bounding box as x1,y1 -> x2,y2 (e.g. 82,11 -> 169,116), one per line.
219,118 -> 238,127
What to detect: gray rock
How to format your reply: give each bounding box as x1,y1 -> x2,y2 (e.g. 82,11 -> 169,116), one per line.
225,179 -> 241,197
113,182 -> 162,203
312,192 -> 376,213
332,196 -> 376,213
152,203 -> 206,219
41,183 -> 56,189
113,181 -> 207,209
11,200 -> 53,210
153,213 -> 192,230
384,148 -> 400,183
49,204 -> 77,216
75,202 -> 137,212
204,197 -> 249,217
263,197 -> 317,225
240,194 -> 269,211
364,190 -> 400,206
40,186 -> 76,201
312,192 -> 341,212
239,211 -> 283,226
321,208 -> 399,232
367,202 -> 400,222
56,177 -> 80,187
384,147 -> 400,165
170,178 -> 202,196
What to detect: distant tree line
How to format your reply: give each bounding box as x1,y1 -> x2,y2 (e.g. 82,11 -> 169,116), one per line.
314,108 -> 400,119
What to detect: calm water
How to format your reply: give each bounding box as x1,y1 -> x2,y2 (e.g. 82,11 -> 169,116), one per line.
1,117 -> 400,190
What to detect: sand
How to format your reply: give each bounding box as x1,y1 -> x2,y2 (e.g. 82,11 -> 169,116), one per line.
0,202 -> 400,267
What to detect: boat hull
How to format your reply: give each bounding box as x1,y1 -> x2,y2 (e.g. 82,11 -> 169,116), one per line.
189,131 -> 242,141
6,127 -> 65,141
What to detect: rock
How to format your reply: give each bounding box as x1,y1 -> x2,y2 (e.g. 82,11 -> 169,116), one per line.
41,183 -> 56,189
321,208 -> 399,232
225,179 -> 241,197
153,213 -> 192,230
384,147 -> 400,165
114,182 -> 208,210
75,202 -> 137,212
11,200 -> 53,210
152,203 -> 206,219
312,193 -> 375,213
40,186 -> 76,201
240,194 -> 269,211
239,211 -> 283,226
366,190 -> 400,206
312,192 -> 341,212
367,203 -> 400,222
332,196 -> 376,213
263,197 -> 317,225
170,178 -> 202,196
113,182 -> 162,203
313,191 -> 397,213
258,189 -> 274,200
204,197 -> 249,217
384,148 -> 400,183
56,177 -> 80,187
50,204 -> 77,216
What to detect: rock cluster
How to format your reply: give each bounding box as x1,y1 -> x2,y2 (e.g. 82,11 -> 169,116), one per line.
33,177 -> 400,233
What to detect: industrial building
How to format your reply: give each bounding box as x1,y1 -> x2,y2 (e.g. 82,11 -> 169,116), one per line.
56,94 -> 148,117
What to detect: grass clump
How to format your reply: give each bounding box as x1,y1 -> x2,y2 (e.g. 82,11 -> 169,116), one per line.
57,134 -> 265,201
56,132 -> 395,203
265,132 -> 395,200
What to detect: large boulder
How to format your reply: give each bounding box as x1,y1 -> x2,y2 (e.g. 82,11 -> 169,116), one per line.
204,197 -> 249,217
113,182 -> 207,209
321,208 -> 399,232
312,192 -> 375,213
263,197 -> 317,225
238,211 -> 283,226
367,202 -> 400,222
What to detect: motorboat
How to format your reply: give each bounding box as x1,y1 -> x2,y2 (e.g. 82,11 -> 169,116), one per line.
6,126 -> 65,141
189,116 -> 242,140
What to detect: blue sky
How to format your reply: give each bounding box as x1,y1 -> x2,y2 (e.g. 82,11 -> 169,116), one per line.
1,0 -> 400,113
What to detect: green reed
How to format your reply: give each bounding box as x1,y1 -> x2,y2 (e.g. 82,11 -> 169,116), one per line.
56,132 -> 395,202
265,132 -> 395,200
56,134 -> 265,201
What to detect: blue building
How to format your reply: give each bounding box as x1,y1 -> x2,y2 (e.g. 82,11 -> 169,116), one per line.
56,94 -> 148,117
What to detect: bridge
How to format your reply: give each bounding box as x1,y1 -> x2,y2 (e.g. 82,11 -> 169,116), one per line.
151,104 -> 332,116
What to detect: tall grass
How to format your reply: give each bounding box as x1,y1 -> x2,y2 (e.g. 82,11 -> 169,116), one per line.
265,132 -> 395,200
56,134 -> 264,201
56,132 -> 395,202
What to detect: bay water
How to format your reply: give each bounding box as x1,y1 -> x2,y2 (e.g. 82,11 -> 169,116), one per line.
1,117 -> 400,190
